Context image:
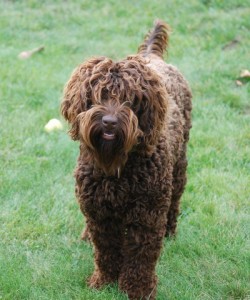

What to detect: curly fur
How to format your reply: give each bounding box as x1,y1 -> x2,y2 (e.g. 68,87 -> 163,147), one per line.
61,20 -> 192,299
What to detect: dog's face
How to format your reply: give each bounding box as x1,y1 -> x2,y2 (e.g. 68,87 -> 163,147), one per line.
61,56 -> 168,176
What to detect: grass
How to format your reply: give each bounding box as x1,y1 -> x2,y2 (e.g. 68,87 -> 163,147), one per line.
0,0 -> 249,299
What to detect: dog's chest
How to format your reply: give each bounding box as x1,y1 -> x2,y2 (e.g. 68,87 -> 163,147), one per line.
80,170 -> 156,213
77,149 -> 171,218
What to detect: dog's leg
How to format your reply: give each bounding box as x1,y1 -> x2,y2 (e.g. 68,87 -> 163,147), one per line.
87,218 -> 123,289
118,221 -> 166,300
81,221 -> 91,242
166,151 -> 188,237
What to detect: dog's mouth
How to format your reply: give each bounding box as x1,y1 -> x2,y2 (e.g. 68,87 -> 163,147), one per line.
102,132 -> 116,141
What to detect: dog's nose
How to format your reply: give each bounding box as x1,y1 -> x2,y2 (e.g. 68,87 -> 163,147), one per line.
102,115 -> 118,129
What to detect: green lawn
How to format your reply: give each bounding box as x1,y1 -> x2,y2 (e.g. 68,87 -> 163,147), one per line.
1,1 -> 249,299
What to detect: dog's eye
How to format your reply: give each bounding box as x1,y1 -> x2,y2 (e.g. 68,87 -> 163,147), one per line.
131,97 -> 141,112
85,100 -> 92,110
131,103 -> 141,113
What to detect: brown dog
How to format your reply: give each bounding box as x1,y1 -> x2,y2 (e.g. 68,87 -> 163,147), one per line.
61,20 -> 192,299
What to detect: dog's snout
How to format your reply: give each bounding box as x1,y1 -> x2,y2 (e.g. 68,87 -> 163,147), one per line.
102,115 -> 118,129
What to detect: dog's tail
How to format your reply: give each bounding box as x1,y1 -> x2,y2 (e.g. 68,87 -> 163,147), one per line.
138,20 -> 171,59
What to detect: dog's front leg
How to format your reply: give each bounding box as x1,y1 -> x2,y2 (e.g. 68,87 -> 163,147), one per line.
118,221 -> 166,300
86,218 -> 123,289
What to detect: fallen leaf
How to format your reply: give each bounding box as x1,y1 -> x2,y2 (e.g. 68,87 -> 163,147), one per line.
235,69 -> 250,86
240,69 -> 250,78
222,38 -> 240,50
18,46 -> 45,59
235,80 -> 243,86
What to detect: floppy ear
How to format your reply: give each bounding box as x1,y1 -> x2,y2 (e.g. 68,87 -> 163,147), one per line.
61,68 -> 84,140
135,75 -> 168,152
138,91 -> 168,151
61,57 -> 108,140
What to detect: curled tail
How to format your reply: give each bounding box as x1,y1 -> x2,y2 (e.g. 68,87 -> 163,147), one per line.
138,20 -> 171,59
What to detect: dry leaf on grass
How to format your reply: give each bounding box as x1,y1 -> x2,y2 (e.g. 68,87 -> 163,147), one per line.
222,38 -> 240,50
235,69 -> 250,86
18,46 -> 45,59
240,69 -> 250,78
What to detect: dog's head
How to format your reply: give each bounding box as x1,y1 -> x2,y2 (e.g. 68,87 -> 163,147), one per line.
61,55 -> 168,176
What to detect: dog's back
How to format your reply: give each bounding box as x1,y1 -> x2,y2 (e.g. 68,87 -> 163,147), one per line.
138,21 -> 192,237
138,20 -> 192,145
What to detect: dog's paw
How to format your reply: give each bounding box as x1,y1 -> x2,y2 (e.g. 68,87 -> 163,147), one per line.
165,223 -> 177,238
87,271 -> 110,289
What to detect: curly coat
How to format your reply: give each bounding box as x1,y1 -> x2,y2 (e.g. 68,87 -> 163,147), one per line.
61,20 -> 192,300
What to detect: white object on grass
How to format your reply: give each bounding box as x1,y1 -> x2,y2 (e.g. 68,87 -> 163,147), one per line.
44,119 -> 63,132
